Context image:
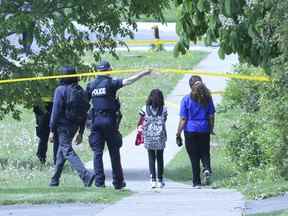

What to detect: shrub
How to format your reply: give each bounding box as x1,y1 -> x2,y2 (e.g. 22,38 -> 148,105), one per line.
221,64 -> 288,178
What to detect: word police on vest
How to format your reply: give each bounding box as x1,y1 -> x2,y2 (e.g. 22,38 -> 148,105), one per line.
92,88 -> 107,96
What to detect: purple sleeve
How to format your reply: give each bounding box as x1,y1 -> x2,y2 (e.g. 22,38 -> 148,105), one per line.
207,98 -> 216,115
49,86 -> 65,132
180,97 -> 188,119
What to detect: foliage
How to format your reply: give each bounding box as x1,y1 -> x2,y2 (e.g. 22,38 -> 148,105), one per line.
219,64 -> 288,179
136,1 -> 177,22
0,0 -> 171,120
174,0 -> 288,72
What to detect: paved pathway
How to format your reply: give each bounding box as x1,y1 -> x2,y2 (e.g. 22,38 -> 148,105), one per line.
85,48 -> 245,216
245,193 -> 288,215
0,204 -> 107,216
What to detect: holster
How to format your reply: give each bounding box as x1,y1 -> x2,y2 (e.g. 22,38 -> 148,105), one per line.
115,110 -> 122,130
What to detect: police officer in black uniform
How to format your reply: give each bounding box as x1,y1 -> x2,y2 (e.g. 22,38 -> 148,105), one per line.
49,66 -> 95,187
86,61 -> 151,189
33,93 -> 59,165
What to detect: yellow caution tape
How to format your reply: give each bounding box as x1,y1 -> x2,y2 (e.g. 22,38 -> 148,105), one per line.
157,68 -> 271,82
0,68 -> 271,85
0,69 -> 138,85
125,39 -> 177,46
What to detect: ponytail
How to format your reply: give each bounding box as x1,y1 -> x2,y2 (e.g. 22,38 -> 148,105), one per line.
189,76 -> 211,107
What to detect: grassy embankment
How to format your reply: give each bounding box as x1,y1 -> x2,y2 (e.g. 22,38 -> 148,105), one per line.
0,50 -> 208,205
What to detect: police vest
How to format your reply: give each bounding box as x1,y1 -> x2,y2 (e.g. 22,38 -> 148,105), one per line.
91,77 -> 119,112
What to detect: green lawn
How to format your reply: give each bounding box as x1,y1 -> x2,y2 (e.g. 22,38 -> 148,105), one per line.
249,210 -> 288,216
165,109 -> 288,199
0,50 -> 208,205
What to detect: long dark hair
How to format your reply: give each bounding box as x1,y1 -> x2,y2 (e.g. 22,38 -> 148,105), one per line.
189,76 -> 211,107
146,89 -> 164,109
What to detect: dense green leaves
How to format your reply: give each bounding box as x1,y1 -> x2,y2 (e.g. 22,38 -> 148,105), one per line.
174,0 -> 286,72
0,0 -> 170,119
219,63 -> 288,179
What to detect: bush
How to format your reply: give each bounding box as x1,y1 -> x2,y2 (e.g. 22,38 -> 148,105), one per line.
220,64 -> 288,179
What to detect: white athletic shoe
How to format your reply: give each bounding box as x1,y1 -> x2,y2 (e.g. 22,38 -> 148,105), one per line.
203,170 -> 211,186
192,185 -> 201,189
158,179 -> 165,188
151,181 -> 157,189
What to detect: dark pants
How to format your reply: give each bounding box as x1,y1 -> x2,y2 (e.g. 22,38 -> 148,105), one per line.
34,104 -> 59,164
184,132 -> 211,186
51,125 -> 92,185
89,115 -> 124,187
148,149 -> 164,181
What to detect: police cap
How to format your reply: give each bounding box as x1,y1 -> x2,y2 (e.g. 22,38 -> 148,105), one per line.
59,66 -> 76,75
96,61 -> 112,71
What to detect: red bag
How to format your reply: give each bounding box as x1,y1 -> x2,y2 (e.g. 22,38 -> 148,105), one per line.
135,116 -> 144,145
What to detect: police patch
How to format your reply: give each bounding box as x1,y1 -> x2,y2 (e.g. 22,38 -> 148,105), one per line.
92,88 -> 107,96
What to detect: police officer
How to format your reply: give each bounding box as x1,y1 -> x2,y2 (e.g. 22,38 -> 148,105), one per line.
33,96 -> 59,165
86,61 -> 151,189
49,66 -> 95,187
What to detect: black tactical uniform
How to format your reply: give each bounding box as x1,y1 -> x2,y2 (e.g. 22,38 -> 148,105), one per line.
49,66 -> 95,187
33,97 -> 59,164
86,71 -> 125,189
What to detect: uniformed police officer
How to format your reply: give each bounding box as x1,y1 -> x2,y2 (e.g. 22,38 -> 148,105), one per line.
49,66 -> 95,187
86,61 -> 151,189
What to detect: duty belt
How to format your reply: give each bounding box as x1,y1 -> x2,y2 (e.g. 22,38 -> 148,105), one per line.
94,110 -> 114,116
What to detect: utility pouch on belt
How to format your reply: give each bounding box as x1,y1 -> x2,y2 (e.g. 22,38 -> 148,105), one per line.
115,110 -> 122,129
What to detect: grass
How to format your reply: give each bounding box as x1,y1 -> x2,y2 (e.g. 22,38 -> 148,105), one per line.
0,50 -> 208,205
249,210 -> 288,216
165,109 -> 288,199
0,167 -> 130,205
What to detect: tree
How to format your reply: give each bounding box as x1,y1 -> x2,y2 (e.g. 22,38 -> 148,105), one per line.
174,0 -> 287,72
0,0 -> 169,119
175,0 -> 288,177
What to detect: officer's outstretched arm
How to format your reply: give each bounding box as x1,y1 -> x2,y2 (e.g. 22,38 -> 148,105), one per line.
122,69 -> 151,86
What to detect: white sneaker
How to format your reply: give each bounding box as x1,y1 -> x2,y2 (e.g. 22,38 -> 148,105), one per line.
158,180 -> 165,188
192,185 -> 201,189
151,181 -> 157,189
203,170 -> 211,185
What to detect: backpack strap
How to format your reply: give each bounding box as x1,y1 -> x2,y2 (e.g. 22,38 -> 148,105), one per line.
157,106 -> 163,116
146,105 -> 153,116
146,105 -> 164,117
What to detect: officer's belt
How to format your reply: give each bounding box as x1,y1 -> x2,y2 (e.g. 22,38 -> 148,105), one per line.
94,110 -> 115,116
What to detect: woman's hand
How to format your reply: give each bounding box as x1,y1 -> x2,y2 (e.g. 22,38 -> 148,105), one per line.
176,133 -> 183,147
